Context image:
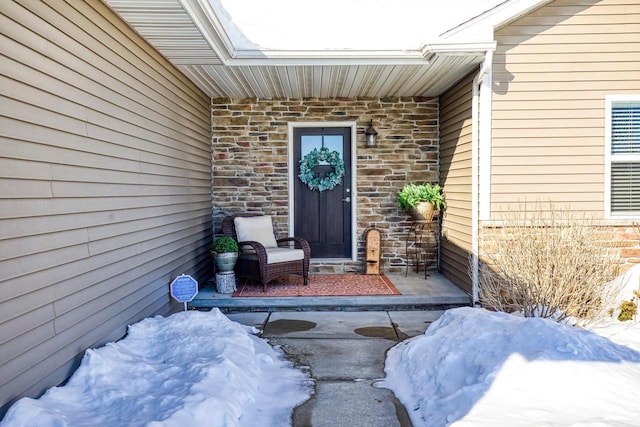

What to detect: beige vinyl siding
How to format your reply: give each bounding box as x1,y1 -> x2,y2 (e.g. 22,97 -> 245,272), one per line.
439,70 -> 476,294
0,0 -> 211,413
491,0 -> 640,217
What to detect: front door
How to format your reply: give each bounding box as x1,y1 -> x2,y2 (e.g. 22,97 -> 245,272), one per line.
293,127 -> 352,258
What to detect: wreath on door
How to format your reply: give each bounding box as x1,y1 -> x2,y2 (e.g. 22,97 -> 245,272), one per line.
298,147 -> 345,192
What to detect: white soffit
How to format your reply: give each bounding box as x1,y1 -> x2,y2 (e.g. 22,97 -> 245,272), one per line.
103,0 -> 522,98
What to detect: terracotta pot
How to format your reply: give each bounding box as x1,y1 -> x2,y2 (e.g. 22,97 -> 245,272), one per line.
214,251 -> 238,272
408,201 -> 435,221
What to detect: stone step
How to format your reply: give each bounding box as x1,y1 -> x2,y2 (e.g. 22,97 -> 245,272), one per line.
189,292 -> 469,313
188,272 -> 471,313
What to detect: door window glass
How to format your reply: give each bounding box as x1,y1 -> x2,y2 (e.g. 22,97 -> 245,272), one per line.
301,133 -> 343,165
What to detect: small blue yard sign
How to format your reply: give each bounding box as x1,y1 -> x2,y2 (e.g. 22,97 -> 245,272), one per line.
170,274 -> 198,306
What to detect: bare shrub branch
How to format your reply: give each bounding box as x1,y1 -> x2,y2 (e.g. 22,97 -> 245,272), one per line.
478,203 -> 622,323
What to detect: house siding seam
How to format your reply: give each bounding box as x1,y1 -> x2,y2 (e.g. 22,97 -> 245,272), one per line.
0,0 -> 212,414
210,97 -> 439,274
439,70 -> 476,294
491,0 -> 640,216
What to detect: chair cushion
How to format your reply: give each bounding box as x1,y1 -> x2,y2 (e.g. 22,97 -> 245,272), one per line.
234,215 -> 278,249
241,247 -> 305,264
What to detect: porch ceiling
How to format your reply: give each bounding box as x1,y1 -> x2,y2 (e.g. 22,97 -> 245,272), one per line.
102,0 -> 527,99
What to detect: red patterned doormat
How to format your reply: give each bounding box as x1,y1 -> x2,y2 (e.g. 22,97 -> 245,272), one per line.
232,274 -> 401,297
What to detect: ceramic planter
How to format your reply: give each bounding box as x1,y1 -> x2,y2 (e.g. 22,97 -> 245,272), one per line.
214,251 -> 238,272
409,201 -> 436,221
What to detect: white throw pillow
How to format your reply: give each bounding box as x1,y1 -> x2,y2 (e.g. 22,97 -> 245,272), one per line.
234,216 -> 278,249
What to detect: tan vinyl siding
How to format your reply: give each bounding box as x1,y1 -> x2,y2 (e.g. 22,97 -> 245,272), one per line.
0,0 -> 211,413
439,70 -> 476,294
491,0 -> 640,217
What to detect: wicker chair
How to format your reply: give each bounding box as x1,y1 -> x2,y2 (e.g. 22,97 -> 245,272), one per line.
222,213 -> 311,292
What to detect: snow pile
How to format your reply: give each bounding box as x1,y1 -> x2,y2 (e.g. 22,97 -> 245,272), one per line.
212,0 -> 506,50
4,267 -> 640,427
1,309 -> 311,427
381,268 -> 640,427
591,265 -> 640,352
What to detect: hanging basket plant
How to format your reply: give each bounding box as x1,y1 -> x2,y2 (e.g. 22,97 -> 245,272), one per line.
298,147 -> 345,192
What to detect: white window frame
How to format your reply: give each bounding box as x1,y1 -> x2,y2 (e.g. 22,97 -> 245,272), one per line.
605,95 -> 640,219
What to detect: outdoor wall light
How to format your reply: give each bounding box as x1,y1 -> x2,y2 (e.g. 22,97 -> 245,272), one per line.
365,120 -> 378,148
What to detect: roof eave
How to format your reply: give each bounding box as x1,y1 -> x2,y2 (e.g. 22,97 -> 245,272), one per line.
440,0 -> 553,41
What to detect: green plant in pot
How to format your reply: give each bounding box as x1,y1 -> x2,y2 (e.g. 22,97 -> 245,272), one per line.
397,182 -> 446,220
211,236 -> 239,272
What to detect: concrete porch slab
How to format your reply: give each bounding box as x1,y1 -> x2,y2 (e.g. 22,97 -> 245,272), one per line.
388,310 -> 445,337
224,312 -> 270,330
189,271 -> 470,312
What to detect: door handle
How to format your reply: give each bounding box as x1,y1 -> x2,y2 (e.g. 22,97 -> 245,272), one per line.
342,197 -> 351,203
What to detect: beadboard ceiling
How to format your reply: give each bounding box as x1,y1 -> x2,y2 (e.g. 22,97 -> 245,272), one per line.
103,0 -> 514,99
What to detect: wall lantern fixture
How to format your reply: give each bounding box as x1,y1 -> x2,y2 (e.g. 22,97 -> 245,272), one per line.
365,120 -> 378,148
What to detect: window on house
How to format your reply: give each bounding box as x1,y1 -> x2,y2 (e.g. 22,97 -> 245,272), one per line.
606,96 -> 640,217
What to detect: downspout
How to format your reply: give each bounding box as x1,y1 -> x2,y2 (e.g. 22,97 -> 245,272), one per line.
471,49 -> 493,307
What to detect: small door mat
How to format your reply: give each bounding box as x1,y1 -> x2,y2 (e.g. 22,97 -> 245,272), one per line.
232,274 -> 401,297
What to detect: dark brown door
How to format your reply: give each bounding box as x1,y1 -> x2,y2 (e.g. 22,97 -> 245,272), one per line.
293,127 -> 352,258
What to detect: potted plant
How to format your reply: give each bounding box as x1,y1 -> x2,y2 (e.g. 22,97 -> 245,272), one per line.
397,182 -> 446,220
211,236 -> 239,272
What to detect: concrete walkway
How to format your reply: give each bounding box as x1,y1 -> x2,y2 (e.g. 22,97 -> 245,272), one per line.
227,309 -> 446,427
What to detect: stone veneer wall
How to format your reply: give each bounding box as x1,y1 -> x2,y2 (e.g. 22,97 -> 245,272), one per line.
211,97 -> 439,273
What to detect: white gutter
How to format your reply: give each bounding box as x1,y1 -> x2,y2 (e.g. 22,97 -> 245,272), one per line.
471,49 -> 493,307
228,42 -> 494,66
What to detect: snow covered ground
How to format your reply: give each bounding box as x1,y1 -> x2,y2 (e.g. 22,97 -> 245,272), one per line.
381,266 -> 640,427
2,267 -> 639,427
1,309 -> 311,427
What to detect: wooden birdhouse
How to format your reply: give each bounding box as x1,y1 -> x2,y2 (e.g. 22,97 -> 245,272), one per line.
364,227 -> 382,275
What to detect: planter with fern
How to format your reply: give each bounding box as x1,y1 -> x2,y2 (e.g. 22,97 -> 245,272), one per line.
397,182 -> 446,221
